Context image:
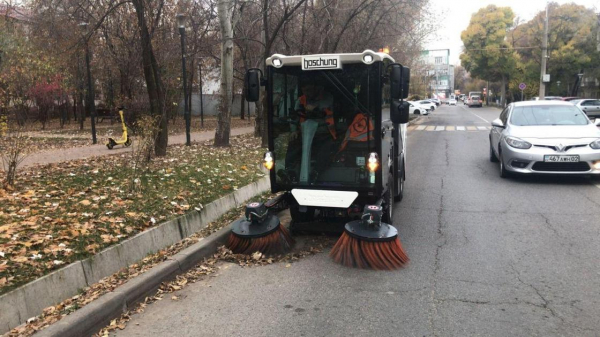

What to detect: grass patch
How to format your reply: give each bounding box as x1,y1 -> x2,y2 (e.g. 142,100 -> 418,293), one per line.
0,134 -> 265,294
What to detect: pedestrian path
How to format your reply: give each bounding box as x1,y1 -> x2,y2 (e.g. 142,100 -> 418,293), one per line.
21,126 -> 255,168
408,125 -> 492,132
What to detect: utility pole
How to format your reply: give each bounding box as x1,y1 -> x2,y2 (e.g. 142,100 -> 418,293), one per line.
539,4 -> 549,99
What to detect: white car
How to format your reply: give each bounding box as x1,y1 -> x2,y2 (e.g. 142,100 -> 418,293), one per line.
449,99 -> 457,106
408,102 -> 429,115
417,100 -> 436,112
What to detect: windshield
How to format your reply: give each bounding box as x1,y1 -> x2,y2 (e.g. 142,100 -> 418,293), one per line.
510,105 -> 589,126
270,63 -> 381,188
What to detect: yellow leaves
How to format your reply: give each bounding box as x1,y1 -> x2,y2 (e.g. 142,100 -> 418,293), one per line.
79,200 -> 91,206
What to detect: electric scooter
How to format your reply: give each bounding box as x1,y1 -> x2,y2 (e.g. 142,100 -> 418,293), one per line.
106,107 -> 132,150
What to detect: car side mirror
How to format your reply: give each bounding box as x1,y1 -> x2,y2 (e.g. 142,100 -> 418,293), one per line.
401,66 -> 410,99
391,100 -> 409,124
492,118 -> 504,128
245,69 -> 261,102
390,64 -> 402,100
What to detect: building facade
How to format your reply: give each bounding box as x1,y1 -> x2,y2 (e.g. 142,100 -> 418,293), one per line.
419,49 -> 455,99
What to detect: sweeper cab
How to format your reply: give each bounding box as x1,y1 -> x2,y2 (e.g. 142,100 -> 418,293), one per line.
245,50 -> 410,233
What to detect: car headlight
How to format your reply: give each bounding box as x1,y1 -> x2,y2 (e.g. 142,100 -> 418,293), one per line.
590,139 -> 600,150
505,137 -> 532,149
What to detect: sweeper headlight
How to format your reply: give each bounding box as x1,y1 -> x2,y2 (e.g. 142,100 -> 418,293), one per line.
367,152 -> 379,172
362,54 -> 374,64
272,58 -> 283,68
263,151 -> 274,170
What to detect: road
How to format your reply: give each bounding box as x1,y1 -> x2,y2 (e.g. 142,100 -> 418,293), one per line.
115,104 -> 600,337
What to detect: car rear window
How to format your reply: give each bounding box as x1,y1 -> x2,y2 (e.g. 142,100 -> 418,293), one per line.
510,105 -> 589,126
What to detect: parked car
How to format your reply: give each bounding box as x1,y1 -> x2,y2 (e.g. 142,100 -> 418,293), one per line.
570,99 -> 600,119
429,98 -> 441,106
468,95 -> 483,107
489,101 -> 600,178
408,102 -> 429,115
561,97 -> 581,101
531,96 -> 562,101
417,100 -> 436,111
448,99 -> 457,106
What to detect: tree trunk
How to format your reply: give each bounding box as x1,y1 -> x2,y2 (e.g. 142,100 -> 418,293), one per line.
132,0 -> 168,156
214,0 -> 233,147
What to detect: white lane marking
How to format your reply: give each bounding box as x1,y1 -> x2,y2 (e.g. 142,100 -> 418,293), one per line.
435,126 -> 445,131
459,104 -> 491,123
477,126 -> 488,131
595,184 -> 600,189
456,126 -> 466,131
470,111 -> 490,123
416,125 -> 426,131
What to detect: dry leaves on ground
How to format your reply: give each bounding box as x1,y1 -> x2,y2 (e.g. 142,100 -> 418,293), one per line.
0,134 -> 264,294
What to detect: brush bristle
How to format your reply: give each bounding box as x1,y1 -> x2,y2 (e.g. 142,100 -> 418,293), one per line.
330,231 -> 409,270
226,225 -> 294,255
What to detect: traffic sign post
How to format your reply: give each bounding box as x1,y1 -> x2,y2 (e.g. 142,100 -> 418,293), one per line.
519,83 -> 526,101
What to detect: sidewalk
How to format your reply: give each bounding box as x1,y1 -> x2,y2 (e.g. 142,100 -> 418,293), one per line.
21,127 -> 255,168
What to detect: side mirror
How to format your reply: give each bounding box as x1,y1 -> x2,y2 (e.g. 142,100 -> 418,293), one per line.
391,100 -> 409,124
401,66 -> 410,99
390,64 -> 402,100
245,69 -> 261,102
492,118 -> 504,128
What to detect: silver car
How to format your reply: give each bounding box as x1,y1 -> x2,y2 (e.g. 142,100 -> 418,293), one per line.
489,101 -> 600,177
571,99 -> 600,119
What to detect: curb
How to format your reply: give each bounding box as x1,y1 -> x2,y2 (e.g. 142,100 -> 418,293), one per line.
34,227 -> 231,337
0,176 -> 270,334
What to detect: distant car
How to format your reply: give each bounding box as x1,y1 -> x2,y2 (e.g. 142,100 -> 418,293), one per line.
571,99 -> 600,119
468,95 -> 483,107
417,100 -> 436,111
449,99 -> 457,106
408,102 -> 429,115
531,96 -> 562,101
561,97 -> 581,101
489,100 -> 600,178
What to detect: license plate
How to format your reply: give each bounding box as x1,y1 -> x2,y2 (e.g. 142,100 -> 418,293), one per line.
544,155 -> 580,162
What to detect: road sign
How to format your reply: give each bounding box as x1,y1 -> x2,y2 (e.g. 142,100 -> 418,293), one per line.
519,83 -> 526,90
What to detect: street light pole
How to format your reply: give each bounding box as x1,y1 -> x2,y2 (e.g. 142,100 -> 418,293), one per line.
177,14 -> 191,146
80,22 -> 97,145
539,4 -> 549,99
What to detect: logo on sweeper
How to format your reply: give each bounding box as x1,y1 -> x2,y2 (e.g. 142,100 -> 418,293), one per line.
302,56 -> 342,71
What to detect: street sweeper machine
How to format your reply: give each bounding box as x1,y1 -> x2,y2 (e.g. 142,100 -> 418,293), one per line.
227,50 -> 411,270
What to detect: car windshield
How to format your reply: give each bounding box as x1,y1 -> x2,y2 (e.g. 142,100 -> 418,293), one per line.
510,105 -> 589,126
570,99 -> 583,104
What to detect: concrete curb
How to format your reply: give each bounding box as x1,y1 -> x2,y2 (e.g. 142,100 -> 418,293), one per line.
0,176 -> 270,335
34,227 -> 232,337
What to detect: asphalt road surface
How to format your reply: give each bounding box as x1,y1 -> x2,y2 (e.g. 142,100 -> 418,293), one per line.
115,104 -> 600,337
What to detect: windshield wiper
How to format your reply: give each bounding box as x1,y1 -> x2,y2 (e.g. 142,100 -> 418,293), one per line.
319,71 -> 372,118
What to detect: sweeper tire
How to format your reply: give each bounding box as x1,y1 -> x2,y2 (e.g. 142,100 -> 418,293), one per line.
382,173 -> 394,225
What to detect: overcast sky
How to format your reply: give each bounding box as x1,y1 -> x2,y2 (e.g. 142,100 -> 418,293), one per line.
425,0 -> 599,65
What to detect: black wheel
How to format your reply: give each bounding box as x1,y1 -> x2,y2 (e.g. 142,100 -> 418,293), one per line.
415,109 -> 420,115
106,139 -> 115,150
394,163 -> 404,202
124,137 -> 132,147
499,151 -> 510,178
489,140 -> 499,162
382,173 -> 394,225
